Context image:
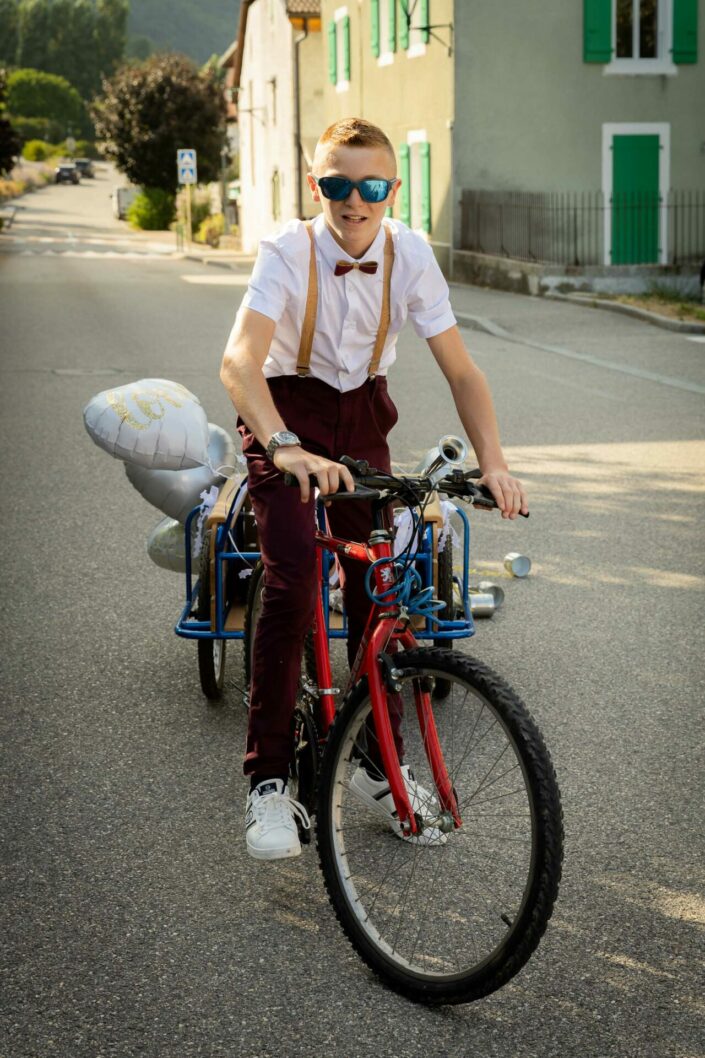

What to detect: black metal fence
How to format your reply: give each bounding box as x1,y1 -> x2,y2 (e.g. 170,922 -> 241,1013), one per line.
459,189 -> 705,267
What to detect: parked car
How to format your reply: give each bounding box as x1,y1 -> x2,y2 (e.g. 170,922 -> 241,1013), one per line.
55,164 -> 80,185
74,158 -> 95,178
111,186 -> 139,220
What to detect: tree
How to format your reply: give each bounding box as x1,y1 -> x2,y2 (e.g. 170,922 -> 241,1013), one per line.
10,0 -> 127,101
7,67 -> 89,135
94,0 -> 128,86
0,0 -> 19,67
15,0 -> 50,73
92,54 -> 226,194
0,69 -> 21,174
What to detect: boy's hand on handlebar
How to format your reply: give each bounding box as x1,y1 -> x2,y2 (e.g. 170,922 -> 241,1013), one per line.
477,468 -> 529,520
273,446 -> 356,504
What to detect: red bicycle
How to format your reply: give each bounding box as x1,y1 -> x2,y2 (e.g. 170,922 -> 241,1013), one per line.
244,454 -> 563,1005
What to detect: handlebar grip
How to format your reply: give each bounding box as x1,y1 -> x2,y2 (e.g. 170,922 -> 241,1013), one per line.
282,472 -> 382,501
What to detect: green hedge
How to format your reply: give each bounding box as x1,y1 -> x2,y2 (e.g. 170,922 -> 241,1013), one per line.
127,188 -> 175,230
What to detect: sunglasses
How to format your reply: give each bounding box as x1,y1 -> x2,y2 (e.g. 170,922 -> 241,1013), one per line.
314,176 -> 398,203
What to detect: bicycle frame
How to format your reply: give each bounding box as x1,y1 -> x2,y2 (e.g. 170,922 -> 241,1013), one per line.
309,524 -> 461,837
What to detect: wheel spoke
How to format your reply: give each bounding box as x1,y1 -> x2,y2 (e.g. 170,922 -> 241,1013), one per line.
318,651 -> 563,1000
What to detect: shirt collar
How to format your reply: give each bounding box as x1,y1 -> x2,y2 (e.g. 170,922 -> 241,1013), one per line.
313,213 -> 387,271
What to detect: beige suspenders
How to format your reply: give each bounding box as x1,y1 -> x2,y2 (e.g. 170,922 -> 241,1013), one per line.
296,220 -> 395,380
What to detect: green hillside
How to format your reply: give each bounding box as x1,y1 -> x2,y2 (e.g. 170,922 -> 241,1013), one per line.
127,0 -> 241,65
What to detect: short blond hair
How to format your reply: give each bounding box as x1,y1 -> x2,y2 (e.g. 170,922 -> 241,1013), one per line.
313,118 -> 396,173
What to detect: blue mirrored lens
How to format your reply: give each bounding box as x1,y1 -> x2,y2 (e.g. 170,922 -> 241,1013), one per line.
358,179 -> 390,203
318,177 -> 353,200
317,177 -> 393,203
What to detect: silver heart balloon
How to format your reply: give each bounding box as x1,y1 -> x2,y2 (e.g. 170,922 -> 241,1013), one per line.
83,377 -> 210,470
125,422 -> 238,523
147,516 -> 198,573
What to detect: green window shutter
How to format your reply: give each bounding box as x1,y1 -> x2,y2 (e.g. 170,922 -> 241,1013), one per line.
583,0 -> 612,62
399,144 -> 411,225
673,0 -> 698,63
389,0 -> 397,52
420,0 -> 430,44
399,1 -> 410,49
420,141 -> 431,233
342,15 -> 351,80
371,0 -> 380,57
328,21 -> 337,83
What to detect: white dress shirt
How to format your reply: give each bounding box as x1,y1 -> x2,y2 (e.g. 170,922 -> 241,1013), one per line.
235,213 -> 456,393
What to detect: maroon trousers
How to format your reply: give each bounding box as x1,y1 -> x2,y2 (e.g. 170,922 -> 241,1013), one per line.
238,375 -> 403,780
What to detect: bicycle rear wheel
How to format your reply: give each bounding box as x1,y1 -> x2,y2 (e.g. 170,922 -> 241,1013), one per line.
316,647 -> 563,1005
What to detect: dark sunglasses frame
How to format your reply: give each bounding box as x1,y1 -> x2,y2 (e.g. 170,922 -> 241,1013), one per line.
314,176 -> 398,203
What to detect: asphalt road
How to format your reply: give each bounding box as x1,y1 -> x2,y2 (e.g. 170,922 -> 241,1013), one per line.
1,170 -> 704,1058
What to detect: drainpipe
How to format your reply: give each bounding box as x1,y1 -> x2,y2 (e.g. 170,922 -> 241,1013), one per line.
448,117 -> 455,282
293,21 -> 309,220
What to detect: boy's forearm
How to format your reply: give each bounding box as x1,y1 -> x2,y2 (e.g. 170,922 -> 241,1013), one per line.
448,370 -> 509,473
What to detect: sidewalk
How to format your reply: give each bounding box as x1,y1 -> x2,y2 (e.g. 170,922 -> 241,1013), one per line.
126,224 -> 705,336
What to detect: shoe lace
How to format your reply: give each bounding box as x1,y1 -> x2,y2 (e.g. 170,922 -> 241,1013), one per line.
260,789 -> 311,832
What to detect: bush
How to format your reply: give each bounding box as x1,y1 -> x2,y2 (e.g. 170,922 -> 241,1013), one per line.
74,139 -> 101,160
9,115 -> 59,143
22,138 -> 52,161
0,177 -> 25,202
186,189 -> 211,235
127,187 -> 175,230
7,69 -> 90,136
194,212 -> 224,247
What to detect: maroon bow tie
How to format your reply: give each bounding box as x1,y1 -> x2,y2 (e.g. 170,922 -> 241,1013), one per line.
334,259 -> 378,276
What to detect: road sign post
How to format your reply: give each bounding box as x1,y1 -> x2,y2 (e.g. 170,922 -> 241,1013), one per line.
177,149 -> 197,246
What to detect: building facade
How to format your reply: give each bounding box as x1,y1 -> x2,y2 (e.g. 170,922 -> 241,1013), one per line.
453,0 -> 703,270
319,0 -> 455,271
235,0 -> 324,252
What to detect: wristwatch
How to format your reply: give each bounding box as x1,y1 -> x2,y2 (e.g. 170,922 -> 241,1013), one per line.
265,430 -> 301,462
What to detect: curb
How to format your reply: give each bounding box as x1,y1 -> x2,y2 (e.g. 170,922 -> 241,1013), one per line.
183,253 -> 236,272
544,292 -> 705,335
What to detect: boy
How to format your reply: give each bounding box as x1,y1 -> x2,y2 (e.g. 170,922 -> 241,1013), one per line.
219,118 -> 527,861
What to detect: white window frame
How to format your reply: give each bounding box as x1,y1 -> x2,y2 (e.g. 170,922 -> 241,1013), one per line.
604,0 -> 677,75
407,128 -> 429,239
601,122 -> 670,266
378,0 -> 395,67
334,6 -> 350,93
407,0 -> 427,58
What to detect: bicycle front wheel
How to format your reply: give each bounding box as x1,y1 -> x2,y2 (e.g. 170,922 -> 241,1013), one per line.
316,648 -> 563,1005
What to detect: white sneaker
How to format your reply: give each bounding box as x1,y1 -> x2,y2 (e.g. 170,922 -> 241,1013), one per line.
349,764 -> 447,845
245,778 -> 311,861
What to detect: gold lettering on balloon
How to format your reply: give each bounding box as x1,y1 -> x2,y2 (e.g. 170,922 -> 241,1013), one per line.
106,384 -> 190,431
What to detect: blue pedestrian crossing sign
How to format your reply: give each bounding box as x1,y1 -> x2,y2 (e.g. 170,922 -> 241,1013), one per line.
177,148 -> 197,185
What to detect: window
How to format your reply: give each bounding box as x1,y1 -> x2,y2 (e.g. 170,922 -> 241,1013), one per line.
268,77 -> 277,126
584,0 -> 697,69
399,0 -> 429,57
398,133 -> 431,234
372,0 -> 397,64
616,0 -> 658,57
328,8 -> 351,91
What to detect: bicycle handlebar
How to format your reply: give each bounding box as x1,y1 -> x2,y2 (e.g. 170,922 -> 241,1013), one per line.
283,460 -> 529,517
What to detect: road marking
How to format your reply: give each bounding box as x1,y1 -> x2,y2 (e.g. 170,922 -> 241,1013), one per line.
687,336 -> 705,344
180,274 -> 250,286
456,313 -> 705,396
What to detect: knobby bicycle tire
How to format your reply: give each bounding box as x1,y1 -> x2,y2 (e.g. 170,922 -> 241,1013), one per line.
316,648 -> 563,1005
197,529 -> 226,702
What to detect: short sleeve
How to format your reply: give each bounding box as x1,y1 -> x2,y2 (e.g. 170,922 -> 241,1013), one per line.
241,240 -> 291,323
406,242 -> 457,339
